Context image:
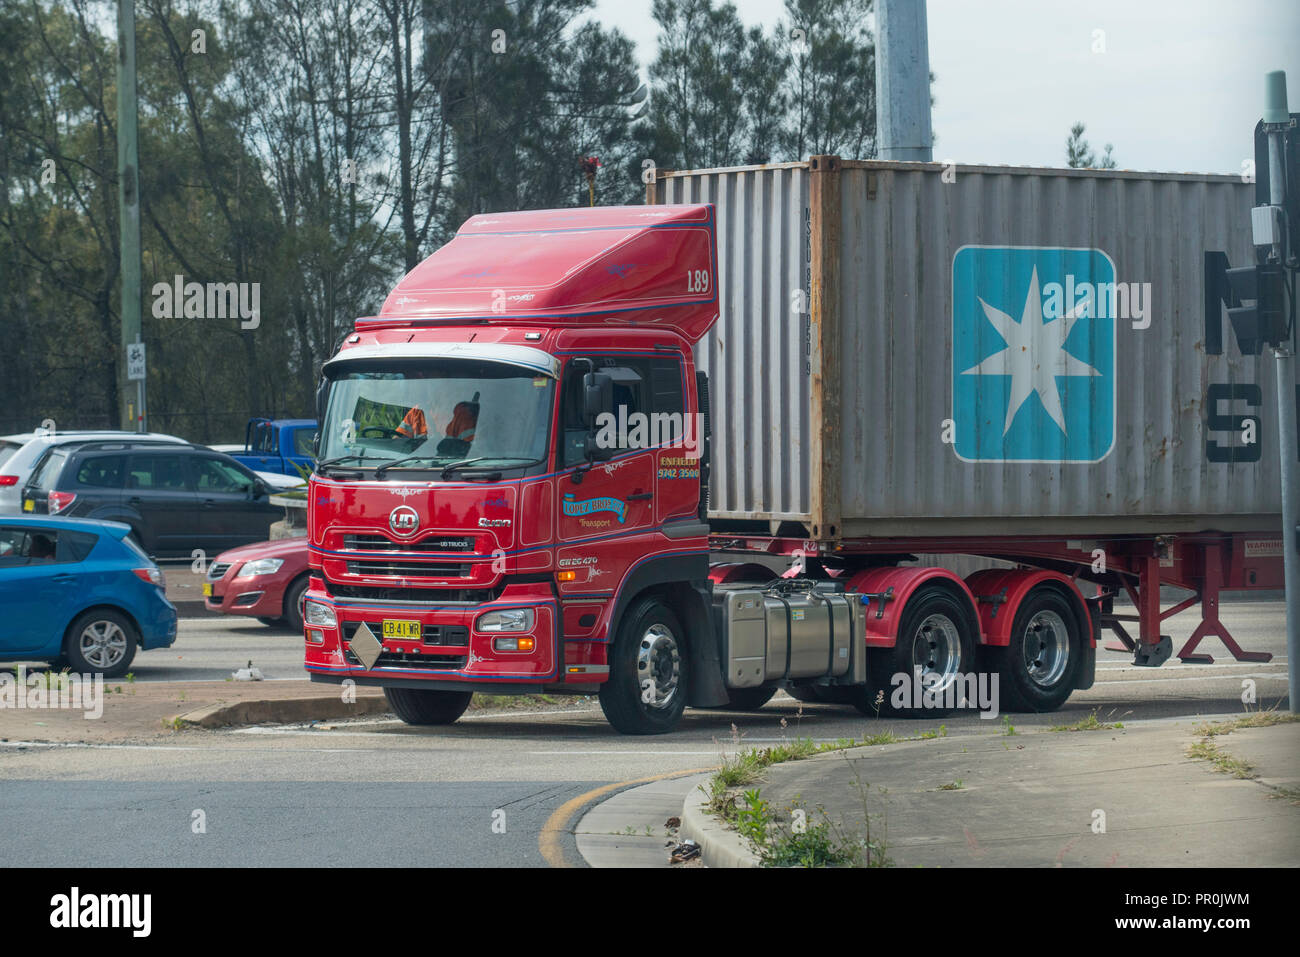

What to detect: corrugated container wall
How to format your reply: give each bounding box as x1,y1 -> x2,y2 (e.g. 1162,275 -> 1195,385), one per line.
652,158 -> 1278,540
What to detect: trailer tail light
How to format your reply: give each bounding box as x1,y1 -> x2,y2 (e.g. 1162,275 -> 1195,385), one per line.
48,491 -> 76,514
133,567 -> 165,588
0,475 -> 18,486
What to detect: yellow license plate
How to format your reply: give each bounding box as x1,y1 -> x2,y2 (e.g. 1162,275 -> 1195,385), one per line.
382,619 -> 421,639
202,582 -> 213,597
22,499 -> 33,512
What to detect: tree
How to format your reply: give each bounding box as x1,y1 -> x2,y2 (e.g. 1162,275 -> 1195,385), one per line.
779,0 -> 875,160
1065,121 -> 1117,169
639,0 -> 881,171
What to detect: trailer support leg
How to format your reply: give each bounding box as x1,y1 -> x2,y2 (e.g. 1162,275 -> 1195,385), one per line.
1176,546 -> 1273,664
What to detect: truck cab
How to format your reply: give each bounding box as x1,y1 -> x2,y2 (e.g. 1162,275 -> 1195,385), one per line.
304,205 -> 737,733
231,418 -> 317,475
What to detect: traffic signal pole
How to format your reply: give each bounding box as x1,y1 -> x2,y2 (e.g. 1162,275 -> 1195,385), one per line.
1262,71 -> 1299,713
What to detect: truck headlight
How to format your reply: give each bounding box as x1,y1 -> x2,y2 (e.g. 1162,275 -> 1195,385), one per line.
240,558 -> 284,577
476,608 -> 534,633
304,600 -> 337,628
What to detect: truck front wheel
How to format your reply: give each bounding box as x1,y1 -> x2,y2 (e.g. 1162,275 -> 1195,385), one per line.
994,590 -> 1079,713
383,687 -> 473,725
599,598 -> 688,735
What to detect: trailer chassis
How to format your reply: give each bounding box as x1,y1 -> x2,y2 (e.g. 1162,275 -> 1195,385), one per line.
709,531 -> 1281,666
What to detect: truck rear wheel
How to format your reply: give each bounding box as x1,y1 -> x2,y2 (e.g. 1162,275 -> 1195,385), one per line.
856,585 -> 976,718
995,590 -> 1079,713
383,687 -> 473,725
599,597 -> 688,735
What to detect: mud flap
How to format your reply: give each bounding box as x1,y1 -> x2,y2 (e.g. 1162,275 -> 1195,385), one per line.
681,582 -> 729,707
1073,632 -> 1096,690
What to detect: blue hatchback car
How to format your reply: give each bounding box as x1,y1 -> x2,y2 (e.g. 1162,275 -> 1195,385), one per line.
0,516 -> 177,677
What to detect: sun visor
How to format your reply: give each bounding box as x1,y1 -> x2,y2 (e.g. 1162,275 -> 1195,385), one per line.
323,341 -> 560,379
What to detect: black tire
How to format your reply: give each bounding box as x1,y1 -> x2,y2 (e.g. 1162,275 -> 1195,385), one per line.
63,608 -> 138,678
599,597 -> 688,735
701,686 -> 777,711
855,585 -> 977,718
282,575 -> 309,634
994,589 -> 1080,713
383,686 -> 473,725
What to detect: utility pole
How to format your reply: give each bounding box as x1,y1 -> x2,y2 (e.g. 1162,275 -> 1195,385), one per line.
875,0 -> 933,162
1260,71 -> 1300,712
117,0 -> 144,432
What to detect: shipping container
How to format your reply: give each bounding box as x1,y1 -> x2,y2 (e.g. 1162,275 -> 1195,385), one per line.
650,158 -> 1273,540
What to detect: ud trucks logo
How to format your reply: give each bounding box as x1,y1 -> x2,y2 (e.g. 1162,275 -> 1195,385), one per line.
562,494 -> 627,524
389,505 -> 420,537
952,246 -> 1116,462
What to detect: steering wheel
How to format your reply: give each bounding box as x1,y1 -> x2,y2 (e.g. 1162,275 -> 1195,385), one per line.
358,426 -> 400,439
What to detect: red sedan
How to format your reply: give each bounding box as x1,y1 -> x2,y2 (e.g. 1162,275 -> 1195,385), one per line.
204,537 -> 309,632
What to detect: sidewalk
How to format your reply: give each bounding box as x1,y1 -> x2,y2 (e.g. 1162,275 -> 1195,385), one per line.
683,717 -> 1300,867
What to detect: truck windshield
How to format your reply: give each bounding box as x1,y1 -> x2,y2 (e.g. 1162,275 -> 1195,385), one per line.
319,360 -> 554,474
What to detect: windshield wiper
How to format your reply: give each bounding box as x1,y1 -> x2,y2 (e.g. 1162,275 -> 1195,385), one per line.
440,457 -> 544,480
316,453 -> 390,474
374,455 -> 437,478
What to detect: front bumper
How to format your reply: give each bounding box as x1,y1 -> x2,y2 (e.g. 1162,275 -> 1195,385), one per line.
303,581 -> 558,683
204,566 -> 288,618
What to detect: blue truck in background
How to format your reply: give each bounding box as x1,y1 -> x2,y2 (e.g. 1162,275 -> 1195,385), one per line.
225,418 -> 316,476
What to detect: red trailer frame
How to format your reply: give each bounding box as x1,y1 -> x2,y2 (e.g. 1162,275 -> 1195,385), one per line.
708,531 -> 1281,666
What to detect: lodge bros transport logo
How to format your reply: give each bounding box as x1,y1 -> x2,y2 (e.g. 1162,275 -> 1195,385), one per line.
562,494 -> 627,524
951,246 -> 1117,463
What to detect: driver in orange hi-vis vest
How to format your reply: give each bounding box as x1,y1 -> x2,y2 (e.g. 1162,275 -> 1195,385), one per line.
396,395 -> 478,446
395,405 -> 429,439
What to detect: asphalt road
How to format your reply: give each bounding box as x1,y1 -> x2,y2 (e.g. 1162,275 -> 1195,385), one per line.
0,601 -> 1290,867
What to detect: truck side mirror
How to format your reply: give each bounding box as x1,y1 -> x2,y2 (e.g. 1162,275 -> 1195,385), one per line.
582,372 -> 613,426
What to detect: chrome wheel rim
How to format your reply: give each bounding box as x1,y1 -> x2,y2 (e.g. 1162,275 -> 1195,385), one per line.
79,620 -> 127,670
911,613 -> 962,694
1023,610 -> 1070,688
637,623 -> 680,710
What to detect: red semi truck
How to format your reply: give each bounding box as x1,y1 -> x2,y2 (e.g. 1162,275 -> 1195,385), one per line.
303,159 -> 1282,734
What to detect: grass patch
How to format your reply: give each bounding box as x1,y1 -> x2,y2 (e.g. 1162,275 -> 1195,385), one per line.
1186,738 -> 1254,778
1048,709 -> 1125,733
1185,706 -> 1298,783
937,779 -> 964,791
701,716 -> 956,866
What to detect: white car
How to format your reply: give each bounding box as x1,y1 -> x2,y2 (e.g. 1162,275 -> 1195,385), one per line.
0,430 -> 187,513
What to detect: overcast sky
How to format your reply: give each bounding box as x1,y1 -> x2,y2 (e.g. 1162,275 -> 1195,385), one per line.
589,0 -> 1300,175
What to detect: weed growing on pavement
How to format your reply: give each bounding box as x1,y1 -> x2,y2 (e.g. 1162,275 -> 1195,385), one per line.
1186,707 -> 1299,786
919,724 -> 947,739
1001,715 -> 1017,736
1048,709 -> 1124,732
938,779 -> 964,790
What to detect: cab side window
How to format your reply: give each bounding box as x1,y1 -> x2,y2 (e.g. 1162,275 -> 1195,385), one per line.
560,357 -> 684,466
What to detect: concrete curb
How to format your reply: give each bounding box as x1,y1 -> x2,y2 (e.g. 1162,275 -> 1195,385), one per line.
679,776 -> 760,868
174,694 -> 391,729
